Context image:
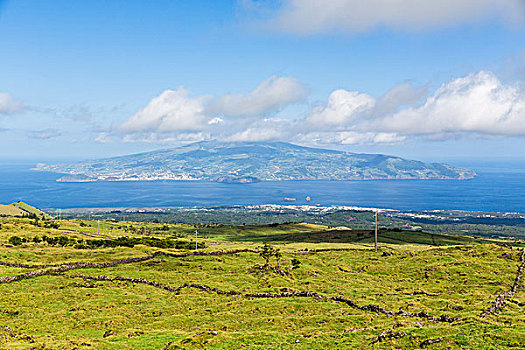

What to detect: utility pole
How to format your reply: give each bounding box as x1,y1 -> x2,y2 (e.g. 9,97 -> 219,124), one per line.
374,210 -> 378,253
195,230 -> 198,250
98,220 -> 100,236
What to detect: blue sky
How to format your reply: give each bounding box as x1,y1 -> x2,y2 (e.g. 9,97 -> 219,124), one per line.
1,0 -> 524,161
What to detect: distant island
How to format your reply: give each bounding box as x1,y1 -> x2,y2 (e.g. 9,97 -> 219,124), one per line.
35,141 -> 476,182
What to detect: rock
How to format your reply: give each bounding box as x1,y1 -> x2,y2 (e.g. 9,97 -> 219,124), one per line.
420,337 -> 444,347
447,304 -> 463,311
102,330 -> 116,338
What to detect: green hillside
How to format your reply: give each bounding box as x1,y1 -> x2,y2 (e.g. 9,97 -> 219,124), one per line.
0,217 -> 523,349
0,201 -> 51,219
0,204 -> 26,217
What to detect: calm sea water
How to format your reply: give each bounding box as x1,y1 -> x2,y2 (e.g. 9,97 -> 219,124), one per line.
0,160 -> 523,212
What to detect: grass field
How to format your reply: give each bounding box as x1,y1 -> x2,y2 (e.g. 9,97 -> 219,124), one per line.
0,217 -> 524,349
0,201 -> 50,219
0,204 -> 26,217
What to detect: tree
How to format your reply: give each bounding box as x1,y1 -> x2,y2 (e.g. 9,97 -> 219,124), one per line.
259,243 -> 281,269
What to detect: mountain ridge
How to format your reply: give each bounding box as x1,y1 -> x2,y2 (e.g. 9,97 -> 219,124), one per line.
36,141 -> 476,182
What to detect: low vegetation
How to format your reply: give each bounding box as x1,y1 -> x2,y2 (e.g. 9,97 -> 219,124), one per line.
0,215 -> 524,349
7,234 -> 204,250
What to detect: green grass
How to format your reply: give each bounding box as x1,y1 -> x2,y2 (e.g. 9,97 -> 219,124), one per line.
0,217 -> 524,349
0,201 -> 51,219
0,204 -> 26,217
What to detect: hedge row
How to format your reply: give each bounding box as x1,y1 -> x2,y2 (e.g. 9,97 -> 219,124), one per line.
7,235 -> 204,250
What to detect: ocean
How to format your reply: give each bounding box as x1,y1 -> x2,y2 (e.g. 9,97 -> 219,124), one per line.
0,160 -> 523,213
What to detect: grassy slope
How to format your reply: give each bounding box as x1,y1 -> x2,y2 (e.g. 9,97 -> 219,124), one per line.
0,201 -> 51,219
0,204 -> 26,217
0,218 -> 524,349
11,201 -> 51,219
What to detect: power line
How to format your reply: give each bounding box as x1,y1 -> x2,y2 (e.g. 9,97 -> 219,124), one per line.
195,230 -> 198,250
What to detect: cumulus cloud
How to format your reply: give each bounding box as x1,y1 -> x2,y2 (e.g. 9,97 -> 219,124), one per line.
118,70 -> 525,147
298,71 -> 525,145
305,82 -> 428,130
0,93 -> 25,115
298,131 -> 406,145
373,82 -> 428,117
122,132 -> 210,144
226,127 -> 284,142
306,89 -> 375,128
377,71 -> 525,136
120,75 -> 307,138
120,88 -> 212,133
207,75 -> 307,117
256,0 -> 525,35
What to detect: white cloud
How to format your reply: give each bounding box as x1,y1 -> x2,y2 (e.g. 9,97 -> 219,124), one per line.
122,132 -> 210,144
377,71 -> 525,136
306,89 -> 375,127
256,0 -> 525,35
0,93 -> 25,115
208,117 -> 224,125
297,131 -> 405,145
120,88 -> 212,133
95,132 -> 113,143
30,128 -> 61,140
208,75 -> 307,117
118,70 -> 525,147
373,82 -> 428,117
226,127 -> 284,142
300,71 -> 525,145
120,75 -> 306,139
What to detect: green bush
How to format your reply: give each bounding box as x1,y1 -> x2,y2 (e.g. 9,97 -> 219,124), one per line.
291,258 -> 301,270
43,221 -> 60,229
34,234 -> 204,250
259,243 -> 281,269
8,236 -> 23,246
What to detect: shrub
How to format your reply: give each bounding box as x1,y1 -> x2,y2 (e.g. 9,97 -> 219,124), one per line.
291,258 -> 301,270
57,236 -> 70,246
43,221 -> 60,229
260,243 -> 281,269
8,236 -> 23,246
15,234 -> 204,250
